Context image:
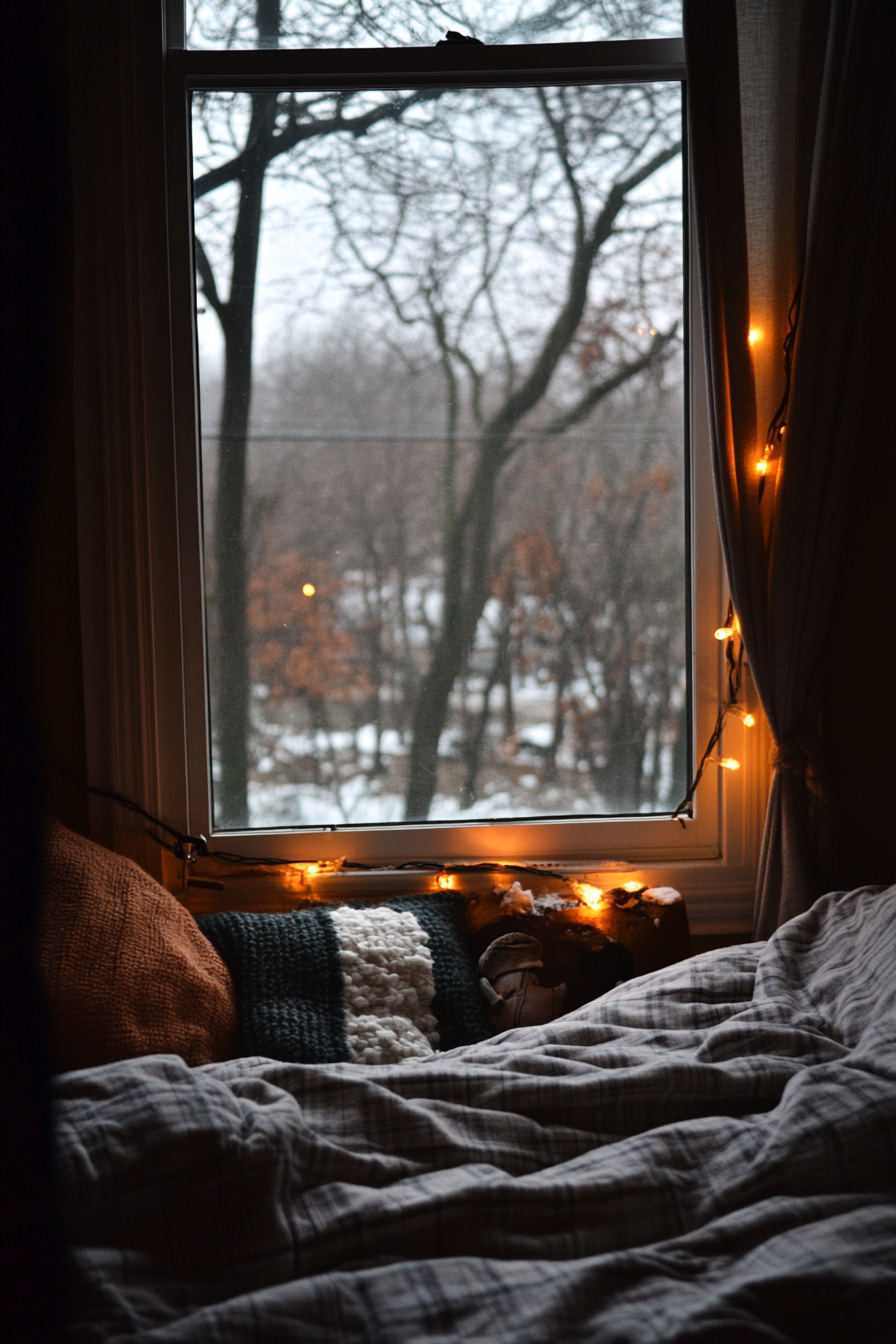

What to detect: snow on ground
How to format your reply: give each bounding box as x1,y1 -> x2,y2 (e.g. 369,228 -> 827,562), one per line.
247,778 -> 590,828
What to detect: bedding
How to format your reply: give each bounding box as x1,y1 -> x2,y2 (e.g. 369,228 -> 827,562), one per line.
55,882 -> 896,1342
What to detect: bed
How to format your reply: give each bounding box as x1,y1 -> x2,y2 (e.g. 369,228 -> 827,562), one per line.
54,878 -> 896,1342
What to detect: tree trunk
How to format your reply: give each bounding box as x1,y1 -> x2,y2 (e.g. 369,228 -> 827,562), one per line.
404,468 -> 500,819
459,615 -> 511,807
212,99 -> 274,827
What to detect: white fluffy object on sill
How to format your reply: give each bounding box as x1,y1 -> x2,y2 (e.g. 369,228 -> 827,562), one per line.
498,881 -> 578,916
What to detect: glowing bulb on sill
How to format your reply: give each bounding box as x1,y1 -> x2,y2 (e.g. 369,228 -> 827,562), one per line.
748,327 -> 762,347
623,880 -> 644,893
714,626 -> 735,641
572,882 -> 604,909
436,872 -> 454,890
305,862 -> 321,876
302,583 -> 316,597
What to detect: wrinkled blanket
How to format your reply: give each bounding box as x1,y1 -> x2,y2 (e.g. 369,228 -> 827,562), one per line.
55,884 -> 896,1342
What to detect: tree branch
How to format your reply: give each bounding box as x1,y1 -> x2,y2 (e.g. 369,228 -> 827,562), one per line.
193,87 -> 447,201
544,324 -> 679,437
193,234 -> 227,324
479,136 -> 683,448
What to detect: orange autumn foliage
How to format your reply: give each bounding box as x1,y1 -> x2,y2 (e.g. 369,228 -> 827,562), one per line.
248,553 -> 369,703
492,527 -> 562,605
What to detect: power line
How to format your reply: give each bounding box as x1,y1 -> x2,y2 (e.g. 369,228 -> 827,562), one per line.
202,429 -> 678,443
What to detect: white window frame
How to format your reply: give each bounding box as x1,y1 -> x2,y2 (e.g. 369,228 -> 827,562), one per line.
69,1 -> 768,934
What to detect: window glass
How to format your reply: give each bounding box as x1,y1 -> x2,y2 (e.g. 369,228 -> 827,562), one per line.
193,78 -> 685,832
186,1 -> 682,51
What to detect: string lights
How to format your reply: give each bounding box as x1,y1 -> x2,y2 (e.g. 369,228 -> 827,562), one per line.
754,283 -> 802,493
671,598 -> 755,823
49,761 -> 610,894
569,881 -> 604,908
677,290 -> 803,820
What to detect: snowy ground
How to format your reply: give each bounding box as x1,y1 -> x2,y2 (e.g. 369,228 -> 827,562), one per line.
238,684 -> 678,829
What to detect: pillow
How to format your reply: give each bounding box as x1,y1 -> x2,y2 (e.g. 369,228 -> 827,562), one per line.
36,817 -> 240,1072
198,894 -> 493,1065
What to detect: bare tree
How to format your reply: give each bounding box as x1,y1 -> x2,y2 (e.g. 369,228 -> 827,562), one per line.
320,82 -> 681,817
192,2 -> 448,824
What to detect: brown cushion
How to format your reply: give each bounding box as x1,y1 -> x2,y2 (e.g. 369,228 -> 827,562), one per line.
35,817 -> 240,1072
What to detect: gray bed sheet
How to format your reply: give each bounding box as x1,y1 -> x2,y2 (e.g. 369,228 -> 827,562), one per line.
55,884 -> 896,1342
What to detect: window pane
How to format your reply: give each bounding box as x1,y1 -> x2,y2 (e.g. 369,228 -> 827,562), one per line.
186,1 -> 682,51
193,80 -> 685,830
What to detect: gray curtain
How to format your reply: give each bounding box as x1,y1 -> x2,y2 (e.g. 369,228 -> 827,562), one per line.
684,0 -> 896,936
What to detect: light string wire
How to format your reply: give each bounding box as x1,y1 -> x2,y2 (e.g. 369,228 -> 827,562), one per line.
676,280 -> 803,822
47,761 -> 586,888
671,598 -> 746,825
756,279 -> 802,498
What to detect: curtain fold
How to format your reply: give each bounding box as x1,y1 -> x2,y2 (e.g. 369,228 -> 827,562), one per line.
684,0 -> 896,936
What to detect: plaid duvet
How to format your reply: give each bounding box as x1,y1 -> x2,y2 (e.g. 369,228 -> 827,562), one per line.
55,884 -> 896,1342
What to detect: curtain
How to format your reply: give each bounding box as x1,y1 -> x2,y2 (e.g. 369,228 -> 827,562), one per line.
684,0 -> 896,937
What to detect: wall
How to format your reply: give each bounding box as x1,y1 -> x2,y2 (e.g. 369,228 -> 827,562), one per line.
28,226 -> 90,838
821,229 -> 896,890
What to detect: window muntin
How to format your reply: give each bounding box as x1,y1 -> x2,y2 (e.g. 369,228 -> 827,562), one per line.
185,1 -> 683,52
192,78 -> 686,832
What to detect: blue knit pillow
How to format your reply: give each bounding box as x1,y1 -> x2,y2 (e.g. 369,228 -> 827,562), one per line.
197,895 -> 492,1065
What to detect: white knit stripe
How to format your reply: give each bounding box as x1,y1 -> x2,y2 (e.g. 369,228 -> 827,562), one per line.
330,905 -> 439,1065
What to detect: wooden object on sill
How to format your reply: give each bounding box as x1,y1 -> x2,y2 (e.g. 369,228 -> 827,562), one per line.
464,885 -> 691,982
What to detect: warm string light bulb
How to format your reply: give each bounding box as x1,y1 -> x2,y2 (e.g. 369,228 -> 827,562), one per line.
748,327 -> 762,347
708,755 -> 741,771
436,872 -> 454,890
571,881 -> 604,909
622,880 -> 644,893
714,625 -> 735,641
756,457 -> 769,476
298,857 -> 344,882
302,583 -> 316,597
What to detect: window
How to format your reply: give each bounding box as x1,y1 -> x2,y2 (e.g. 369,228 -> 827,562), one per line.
71,2 -> 767,929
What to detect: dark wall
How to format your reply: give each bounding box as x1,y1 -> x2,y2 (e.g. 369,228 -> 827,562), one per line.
2,1 -> 67,1338
29,209 -> 90,837
821,231 -> 896,890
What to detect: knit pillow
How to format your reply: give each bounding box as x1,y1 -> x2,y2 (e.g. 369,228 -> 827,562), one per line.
36,817 -> 240,1072
198,895 -> 493,1065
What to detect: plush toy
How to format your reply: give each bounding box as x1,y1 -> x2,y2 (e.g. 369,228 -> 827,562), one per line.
478,932 -> 567,1030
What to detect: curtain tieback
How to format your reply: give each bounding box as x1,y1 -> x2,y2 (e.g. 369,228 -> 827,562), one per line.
770,737 -> 824,799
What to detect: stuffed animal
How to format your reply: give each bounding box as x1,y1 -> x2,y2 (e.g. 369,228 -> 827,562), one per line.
478,932 -> 567,1030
